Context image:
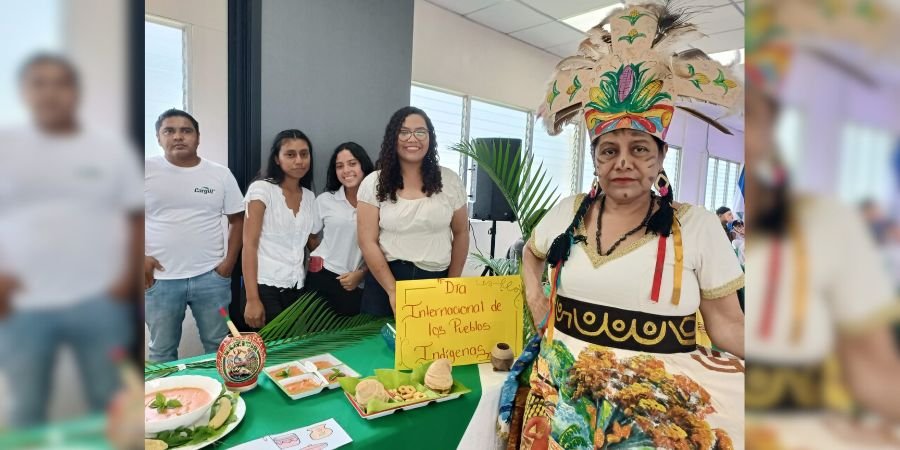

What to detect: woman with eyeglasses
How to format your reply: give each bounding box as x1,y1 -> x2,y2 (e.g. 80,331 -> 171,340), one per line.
356,106 -> 470,317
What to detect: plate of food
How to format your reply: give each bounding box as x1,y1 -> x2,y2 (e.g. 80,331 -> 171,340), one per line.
144,375 -> 245,450
264,354 -> 360,397
338,359 -> 470,420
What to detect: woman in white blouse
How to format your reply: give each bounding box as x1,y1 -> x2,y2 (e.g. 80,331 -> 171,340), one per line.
242,129 -> 322,328
357,107 -> 470,316
305,142 -> 374,316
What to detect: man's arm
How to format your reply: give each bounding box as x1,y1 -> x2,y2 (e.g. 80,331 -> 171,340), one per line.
216,213 -> 244,277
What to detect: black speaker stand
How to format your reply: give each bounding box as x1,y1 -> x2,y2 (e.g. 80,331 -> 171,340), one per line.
481,220 -> 498,276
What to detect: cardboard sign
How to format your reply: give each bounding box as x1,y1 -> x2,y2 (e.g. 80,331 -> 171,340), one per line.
394,276 -> 524,370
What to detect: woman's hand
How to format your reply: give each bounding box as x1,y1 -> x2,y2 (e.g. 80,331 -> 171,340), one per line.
526,287 -> 550,330
388,288 -> 397,314
244,297 -> 266,329
337,270 -> 365,291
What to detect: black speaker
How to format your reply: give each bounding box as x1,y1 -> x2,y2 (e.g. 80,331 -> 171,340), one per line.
471,137 -> 519,222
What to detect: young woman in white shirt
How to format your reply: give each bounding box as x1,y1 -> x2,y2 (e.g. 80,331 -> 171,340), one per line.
243,129 -> 323,327
305,142 -> 375,316
357,107 -> 470,316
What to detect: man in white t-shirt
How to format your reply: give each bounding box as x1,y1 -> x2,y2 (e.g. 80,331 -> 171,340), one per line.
0,54 -> 143,428
144,109 -> 244,362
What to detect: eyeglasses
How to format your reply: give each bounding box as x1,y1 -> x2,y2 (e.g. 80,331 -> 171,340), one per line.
398,128 -> 428,141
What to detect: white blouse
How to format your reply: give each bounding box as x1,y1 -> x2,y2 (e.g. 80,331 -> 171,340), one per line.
528,194 -> 744,317
244,180 -> 322,289
310,186 -> 363,275
357,166 -> 467,272
743,197 -> 896,364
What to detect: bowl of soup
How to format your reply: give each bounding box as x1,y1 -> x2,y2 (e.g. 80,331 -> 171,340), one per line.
144,375 -> 222,435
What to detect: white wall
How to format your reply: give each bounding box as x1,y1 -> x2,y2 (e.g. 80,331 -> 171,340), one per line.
412,0 -> 558,111
146,0 -> 228,166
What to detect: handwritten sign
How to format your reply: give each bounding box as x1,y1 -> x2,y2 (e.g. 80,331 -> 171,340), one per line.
394,276 -> 524,370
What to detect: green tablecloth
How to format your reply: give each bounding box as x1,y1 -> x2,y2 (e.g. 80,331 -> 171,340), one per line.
178,333 -> 483,449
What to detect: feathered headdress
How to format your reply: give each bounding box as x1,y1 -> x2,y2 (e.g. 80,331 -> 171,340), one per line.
538,0 -> 743,143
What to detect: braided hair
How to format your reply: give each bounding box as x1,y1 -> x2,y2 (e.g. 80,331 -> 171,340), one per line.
545,134 -> 676,267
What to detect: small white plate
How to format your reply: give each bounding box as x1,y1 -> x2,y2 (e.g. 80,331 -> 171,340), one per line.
318,364 -> 360,389
299,353 -> 343,371
152,395 -> 246,450
276,373 -> 327,400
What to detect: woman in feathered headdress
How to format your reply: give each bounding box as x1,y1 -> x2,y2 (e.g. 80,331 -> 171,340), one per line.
497,2 -> 746,448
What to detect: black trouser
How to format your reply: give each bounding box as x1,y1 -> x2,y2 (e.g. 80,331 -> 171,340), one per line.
257,284 -> 305,325
360,260 -> 448,317
304,268 -> 363,316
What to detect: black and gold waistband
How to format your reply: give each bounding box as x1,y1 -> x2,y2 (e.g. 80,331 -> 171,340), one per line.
745,362 -> 824,412
553,295 -> 697,353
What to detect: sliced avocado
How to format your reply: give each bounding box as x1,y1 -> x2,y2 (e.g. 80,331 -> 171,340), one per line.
144,439 -> 169,450
208,397 -> 232,429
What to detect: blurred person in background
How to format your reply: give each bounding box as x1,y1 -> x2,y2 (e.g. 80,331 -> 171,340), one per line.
716,206 -> 734,231
745,1 -> 900,446
0,54 -> 142,428
860,198 -> 891,245
144,108 -> 244,362
731,220 -> 745,266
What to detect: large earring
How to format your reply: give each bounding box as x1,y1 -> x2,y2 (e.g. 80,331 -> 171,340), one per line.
589,175 -> 600,198
656,171 -> 671,197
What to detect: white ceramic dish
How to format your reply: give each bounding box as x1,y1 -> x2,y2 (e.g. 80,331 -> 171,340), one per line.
144,375 -> 223,435
344,390 -> 459,420
318,364 -> 360,389
299,353 -> 342,371
264,362 -> 307,380
168,396 -> 246,450
276,373 -> 327,400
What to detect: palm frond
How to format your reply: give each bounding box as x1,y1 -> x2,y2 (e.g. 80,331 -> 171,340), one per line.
469,252 -> 520,277
145,293 -> 388,380
452,139 -> 560,241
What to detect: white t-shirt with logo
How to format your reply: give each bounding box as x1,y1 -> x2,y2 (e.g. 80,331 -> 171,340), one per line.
244,180 -> 322,289
311,186 -> 363,275
0,126 -> 143,310
145,156 -> 244,280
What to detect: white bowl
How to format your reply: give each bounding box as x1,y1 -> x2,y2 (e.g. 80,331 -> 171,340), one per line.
144,375 -> 223,435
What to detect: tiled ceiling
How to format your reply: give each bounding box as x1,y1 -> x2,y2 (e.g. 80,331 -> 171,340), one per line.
425,0 -> 745,58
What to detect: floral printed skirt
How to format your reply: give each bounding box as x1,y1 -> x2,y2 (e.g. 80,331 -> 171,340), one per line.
519,337 -> 745,450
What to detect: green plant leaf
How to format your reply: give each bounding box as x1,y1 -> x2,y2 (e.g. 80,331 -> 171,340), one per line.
166,399 -> 182,408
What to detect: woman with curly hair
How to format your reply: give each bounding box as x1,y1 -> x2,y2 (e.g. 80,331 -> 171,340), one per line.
356,106 -> 469,316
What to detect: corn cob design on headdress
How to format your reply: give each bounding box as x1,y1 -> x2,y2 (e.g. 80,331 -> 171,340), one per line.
539,0 -> 743,143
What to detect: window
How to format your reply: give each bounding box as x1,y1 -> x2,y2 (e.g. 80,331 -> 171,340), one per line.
663,146 -> 682,200
838,122 -> 896,205
0,0 -> 60,125
468,99 -> 528,143
776,106 -> 804,178
145,18 -> 187,158
531,124 -> 577,195
410,85 -> 464,176
704,157 -> 741,212
411,84 -> 606,197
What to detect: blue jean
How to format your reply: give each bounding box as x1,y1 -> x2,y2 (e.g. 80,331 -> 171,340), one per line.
145,269 -> 231,362
0,295 -> 132,428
